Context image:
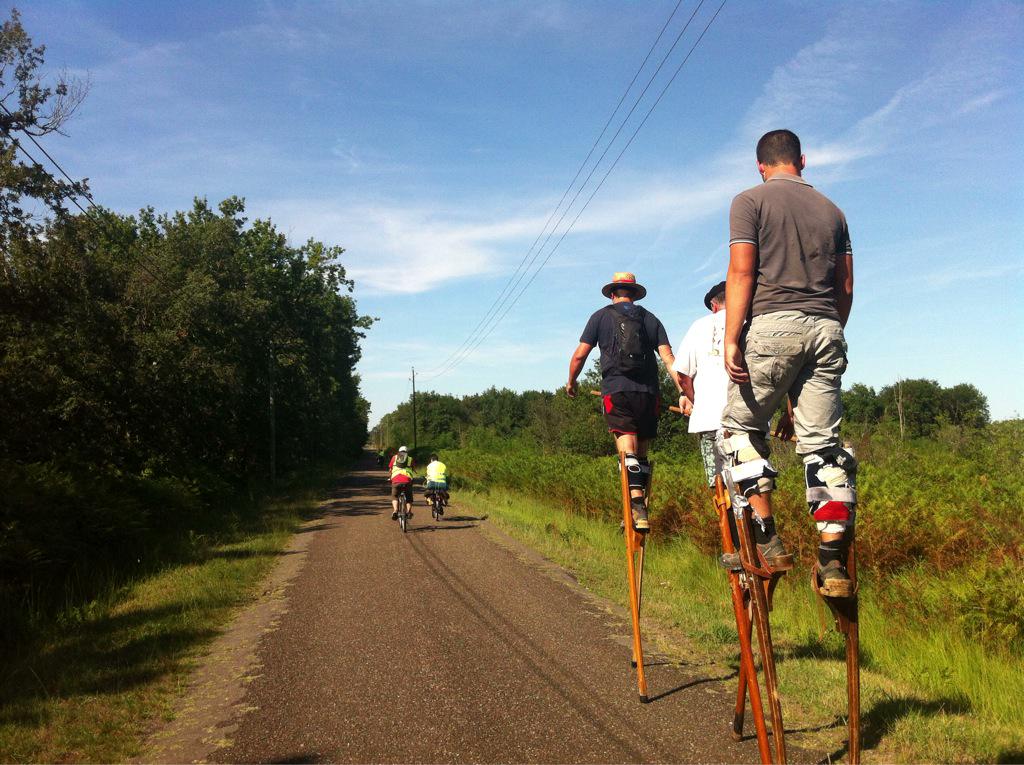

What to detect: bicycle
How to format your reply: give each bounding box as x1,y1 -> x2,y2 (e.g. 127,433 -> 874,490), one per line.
396,489 -> 411,533
427,489 -> 446,521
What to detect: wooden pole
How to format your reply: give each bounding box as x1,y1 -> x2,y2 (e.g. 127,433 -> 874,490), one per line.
847,538 -> 861,765
411,367 -> 418,450
268,344 -> 276,486
619,450 -> 648,702
813,535 -> 861,764
736,504 -> 787,765
714,478 -> 772,763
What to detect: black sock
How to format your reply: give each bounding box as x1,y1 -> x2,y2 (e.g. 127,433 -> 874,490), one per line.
818,541 -> 845,567
726,510 -> 741,550
752,514 -> 776,545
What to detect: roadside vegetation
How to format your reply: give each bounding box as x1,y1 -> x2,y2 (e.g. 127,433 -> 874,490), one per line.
0,474 -> 329,763
1,11 -> 369,760
376,376 -> 1024,762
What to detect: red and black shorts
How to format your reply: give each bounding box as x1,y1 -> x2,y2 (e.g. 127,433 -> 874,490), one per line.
391,482 -> 413,500
602,391 -> 659,439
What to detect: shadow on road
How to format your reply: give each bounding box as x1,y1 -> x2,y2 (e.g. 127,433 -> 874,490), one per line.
407,537 -> 656,762
645,671 -> 737,704
407,523 -> 478,533
823,693 -> 971,762
321,505 -> 383,518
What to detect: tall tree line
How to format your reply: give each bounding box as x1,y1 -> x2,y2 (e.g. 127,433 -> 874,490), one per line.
1,199 -> 372,480
375,376 -> 991,457
0,10 -> 372,616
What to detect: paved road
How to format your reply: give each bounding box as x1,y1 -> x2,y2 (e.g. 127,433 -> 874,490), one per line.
153,456 -> 812,763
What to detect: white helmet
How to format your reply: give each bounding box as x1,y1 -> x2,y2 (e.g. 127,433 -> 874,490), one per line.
398,445 -> 408,452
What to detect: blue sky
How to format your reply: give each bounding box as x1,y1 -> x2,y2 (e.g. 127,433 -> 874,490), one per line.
24,0 -> 1024,422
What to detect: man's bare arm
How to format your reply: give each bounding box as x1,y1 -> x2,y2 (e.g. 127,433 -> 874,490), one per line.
677,372 -> 695,416
724,242 -> 757,383
834,253 -> 854,327
656,345 -> 682,393
565,342 -> 593,398
678,372 -> 695,401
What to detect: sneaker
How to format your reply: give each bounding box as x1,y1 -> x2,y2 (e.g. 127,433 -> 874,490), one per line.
391,510 -> 398,520
718,551 -> 741,570
630,498 -> 650,532
818,560 -> 854,598
756,534 -> 794,570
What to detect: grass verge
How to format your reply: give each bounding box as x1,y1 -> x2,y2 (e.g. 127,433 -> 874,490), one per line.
0,473 -> 334,763
457,487 -> 1024,764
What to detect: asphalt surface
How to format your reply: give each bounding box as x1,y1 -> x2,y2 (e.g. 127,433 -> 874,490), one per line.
195,455 -> 807,763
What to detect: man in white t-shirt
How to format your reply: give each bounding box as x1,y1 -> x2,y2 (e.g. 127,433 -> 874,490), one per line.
673,280 -> 729,488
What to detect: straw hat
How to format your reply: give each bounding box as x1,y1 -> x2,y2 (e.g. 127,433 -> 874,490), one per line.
601,272 -> 647,300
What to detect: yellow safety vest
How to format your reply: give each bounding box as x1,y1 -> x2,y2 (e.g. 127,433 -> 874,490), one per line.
390,456 -> 414,482
426,460 -> 448,483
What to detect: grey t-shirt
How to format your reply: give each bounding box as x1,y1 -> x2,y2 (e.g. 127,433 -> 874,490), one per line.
580,303 -> 670,395
729,173 -> 852,320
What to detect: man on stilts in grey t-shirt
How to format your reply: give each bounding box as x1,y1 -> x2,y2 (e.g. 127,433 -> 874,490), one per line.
718,129 -> 858,598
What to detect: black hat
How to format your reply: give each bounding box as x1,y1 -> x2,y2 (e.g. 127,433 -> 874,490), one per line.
703,280 -> 726,311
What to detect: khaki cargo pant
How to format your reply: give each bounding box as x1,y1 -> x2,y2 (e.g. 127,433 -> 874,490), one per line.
721,311 -> 847,456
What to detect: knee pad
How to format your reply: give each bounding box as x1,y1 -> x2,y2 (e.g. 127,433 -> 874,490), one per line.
623,453 -> 648,491
717,431 -> 777,498
804,446 -> 857,534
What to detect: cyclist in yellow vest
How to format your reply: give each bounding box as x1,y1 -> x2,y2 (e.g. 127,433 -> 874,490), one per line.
388,446 -> 415,520
424,453 -> 449,513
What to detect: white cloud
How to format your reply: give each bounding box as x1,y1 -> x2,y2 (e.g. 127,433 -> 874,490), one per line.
750,3 -> 1019,174
258,199 -> 554,294
313,5 -> 1017,297
920,262 -> 1024,291
48,0 -> 1021,303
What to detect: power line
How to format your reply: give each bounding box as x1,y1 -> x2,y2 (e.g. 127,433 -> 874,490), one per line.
421,0 -> 688,377
425,0 -> 728,381
1,102 -> 97,205
2,133 -> 91,217
424,0 -> 704,381
1,105 -> 175,290
423,0 -> 721,382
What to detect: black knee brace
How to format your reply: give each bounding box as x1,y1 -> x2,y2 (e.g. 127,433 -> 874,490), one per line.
624,453 -> 648,492
804,445 -> 857,534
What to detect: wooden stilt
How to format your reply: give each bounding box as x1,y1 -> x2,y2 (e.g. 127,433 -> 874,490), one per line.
725,486 -> 788,765
714,478 -> 772,763
846,539 -> 861,765
737,505 -> 788,765
619,451 -> 649,702
811,533 -> 861,764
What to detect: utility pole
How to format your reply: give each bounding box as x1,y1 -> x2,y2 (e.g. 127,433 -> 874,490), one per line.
411,366 -> 418,450
268,345 -> 277,486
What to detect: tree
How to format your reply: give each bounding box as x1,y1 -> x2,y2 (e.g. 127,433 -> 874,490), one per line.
843,383 -> 883,425
0,9 -> 90,254
876,379 -> 989,437
878,379 -> 943,437
942,383 -> 990,428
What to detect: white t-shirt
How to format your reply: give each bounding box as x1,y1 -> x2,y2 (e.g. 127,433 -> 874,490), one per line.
672,311 -> 728,433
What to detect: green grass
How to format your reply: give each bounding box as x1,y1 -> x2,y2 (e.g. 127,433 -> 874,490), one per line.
0,481 -> 325,763
458,487 -> 1024,764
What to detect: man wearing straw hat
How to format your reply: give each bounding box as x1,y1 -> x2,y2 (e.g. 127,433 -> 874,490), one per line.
566,272 -> 680,531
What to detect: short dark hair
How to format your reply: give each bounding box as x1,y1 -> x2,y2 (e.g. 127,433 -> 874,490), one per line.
430,453 -> 438,461
756,129 -> 802,166
612,287 -> 637,299
710,288 -> 725,306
